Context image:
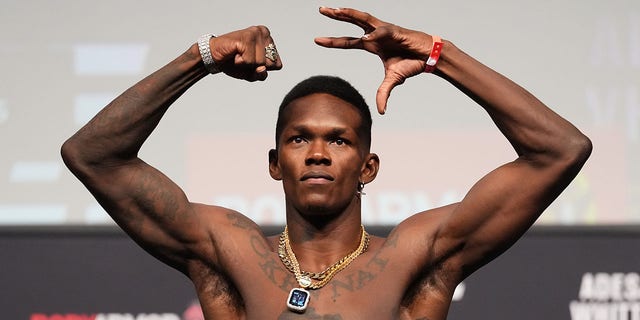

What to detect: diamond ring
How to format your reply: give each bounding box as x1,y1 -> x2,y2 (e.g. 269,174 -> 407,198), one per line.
265,43 -> 278,62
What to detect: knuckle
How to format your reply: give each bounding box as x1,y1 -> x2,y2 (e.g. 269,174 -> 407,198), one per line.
253,25 -> 270,36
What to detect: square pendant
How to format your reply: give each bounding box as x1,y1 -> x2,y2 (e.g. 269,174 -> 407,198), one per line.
287,288 -> 310,313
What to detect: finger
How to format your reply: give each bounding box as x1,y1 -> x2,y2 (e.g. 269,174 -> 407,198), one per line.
376,75 -> 404,115
232,42 -> 267,69
248,48 -> 269,81
361,26 -> 392,42
233,37 -> 258,65
318,7 -> 382,32
314,36 -> 364,50
254,67 -> 268,81
255,65 -> 267,74
237,67 -> 267,82
376,85 -> 390,115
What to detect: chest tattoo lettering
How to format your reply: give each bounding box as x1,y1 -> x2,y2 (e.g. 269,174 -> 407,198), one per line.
277,307 -> 343,320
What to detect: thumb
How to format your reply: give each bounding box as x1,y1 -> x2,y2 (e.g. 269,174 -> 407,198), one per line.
376,74 -> 403,114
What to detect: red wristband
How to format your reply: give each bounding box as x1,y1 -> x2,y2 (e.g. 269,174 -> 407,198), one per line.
424,35 -> 443,73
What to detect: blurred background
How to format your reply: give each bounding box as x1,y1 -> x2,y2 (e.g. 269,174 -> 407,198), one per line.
1,0 -> 638,227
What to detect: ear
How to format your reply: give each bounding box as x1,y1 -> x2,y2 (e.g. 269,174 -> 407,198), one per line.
268,149 -> 282,180
360,153 -> 380,184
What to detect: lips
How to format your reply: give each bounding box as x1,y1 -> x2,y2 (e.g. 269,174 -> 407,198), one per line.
300,171 -> 334,182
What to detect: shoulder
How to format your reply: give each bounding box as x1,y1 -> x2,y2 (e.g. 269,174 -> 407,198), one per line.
362,204 -> 458,268
192,202 -> 262,232
187,203 -> 267,262
389,203 -> 459,242
374,203 -> 462,276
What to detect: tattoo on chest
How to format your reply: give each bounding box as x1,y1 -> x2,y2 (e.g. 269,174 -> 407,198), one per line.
250,233 -> 297,292
329,270 -> 376,300
243,219 -> 401,308
329,238 -> 395,300
366,248 -> 389,272
277,307 -> 343,320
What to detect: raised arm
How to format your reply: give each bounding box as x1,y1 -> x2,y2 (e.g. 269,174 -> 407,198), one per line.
316,7 -> 591,277
61,26 -> 282,271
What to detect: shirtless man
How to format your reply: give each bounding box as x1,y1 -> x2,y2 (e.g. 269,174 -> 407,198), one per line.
61,7 -> 592,320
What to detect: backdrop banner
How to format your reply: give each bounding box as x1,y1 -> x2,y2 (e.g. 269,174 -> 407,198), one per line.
1,226 -> 638,320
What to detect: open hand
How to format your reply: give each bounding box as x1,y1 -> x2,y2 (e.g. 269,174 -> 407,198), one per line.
315,7 -> 436,114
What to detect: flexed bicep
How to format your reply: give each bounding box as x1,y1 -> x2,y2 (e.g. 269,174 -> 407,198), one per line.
435,153 -> 587,278
64,154 -> 209,271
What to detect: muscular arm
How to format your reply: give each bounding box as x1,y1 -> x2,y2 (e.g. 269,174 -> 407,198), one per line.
430,41 -> 591,275
61,26 -> 282,271
315,7 -> 591,279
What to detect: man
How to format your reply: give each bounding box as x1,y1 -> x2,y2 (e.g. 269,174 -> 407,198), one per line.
61,7 -> 591,320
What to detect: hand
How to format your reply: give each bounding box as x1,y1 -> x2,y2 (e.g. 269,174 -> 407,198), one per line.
315,7 -> 436,114
210,25 -> 283,81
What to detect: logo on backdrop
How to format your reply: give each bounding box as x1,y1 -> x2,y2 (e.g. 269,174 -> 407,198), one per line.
569,272 -> 640,320
30,315 -> 180,320
29,288 -> 458,320
29,301 -> 204,320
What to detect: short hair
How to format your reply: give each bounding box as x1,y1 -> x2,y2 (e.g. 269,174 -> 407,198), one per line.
275,75 -> 372,150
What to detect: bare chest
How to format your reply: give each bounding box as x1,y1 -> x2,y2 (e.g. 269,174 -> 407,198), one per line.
191,250 -> 449,320
195,268 -> 402,319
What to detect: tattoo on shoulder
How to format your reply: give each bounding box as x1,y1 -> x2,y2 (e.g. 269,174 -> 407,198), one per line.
384,230 -> 400,248
226,212 -> 257,230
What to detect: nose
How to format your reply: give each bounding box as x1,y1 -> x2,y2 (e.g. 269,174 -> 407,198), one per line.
305,141 -> 331,166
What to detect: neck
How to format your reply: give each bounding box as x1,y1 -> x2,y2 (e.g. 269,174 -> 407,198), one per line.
284,213 -> 364,273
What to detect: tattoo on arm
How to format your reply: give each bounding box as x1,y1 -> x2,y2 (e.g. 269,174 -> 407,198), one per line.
226,212 -> 257,230
134,169 -> 181,221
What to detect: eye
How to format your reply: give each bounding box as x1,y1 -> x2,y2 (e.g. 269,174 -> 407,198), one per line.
292,136 -> 305,144
332,138 -> 347,146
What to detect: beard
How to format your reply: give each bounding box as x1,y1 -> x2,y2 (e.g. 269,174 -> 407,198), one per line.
296,194 -> 360,226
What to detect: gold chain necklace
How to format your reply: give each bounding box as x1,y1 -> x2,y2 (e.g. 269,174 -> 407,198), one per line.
278,225 -> 370,313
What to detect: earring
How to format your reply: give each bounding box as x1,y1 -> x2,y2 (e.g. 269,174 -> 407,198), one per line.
357,181 -> 366,196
